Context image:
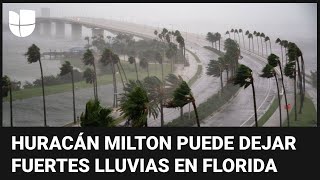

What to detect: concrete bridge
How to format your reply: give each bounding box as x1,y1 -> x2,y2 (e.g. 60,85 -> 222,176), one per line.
35,16 -> 153,40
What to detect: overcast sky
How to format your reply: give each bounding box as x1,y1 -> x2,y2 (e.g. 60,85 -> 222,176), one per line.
3,3 -> 317,41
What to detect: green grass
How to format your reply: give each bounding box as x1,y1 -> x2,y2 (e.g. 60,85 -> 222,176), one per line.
284,95 -> 317,127
185,49 -> 201,63
166,83 -> 240,127
6,62 -> 172,101
188,65 -> 203,86
258,96 -> 282,126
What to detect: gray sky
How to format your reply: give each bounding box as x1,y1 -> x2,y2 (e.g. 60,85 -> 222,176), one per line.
3,3 -> 317,41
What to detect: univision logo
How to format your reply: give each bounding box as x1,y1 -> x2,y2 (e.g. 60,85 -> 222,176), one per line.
9,10 -> 36,37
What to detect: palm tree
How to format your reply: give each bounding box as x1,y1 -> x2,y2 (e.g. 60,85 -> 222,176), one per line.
155,52 -> 164,125
268,53 -> 290,126
60,61 -> 76,124
264,36 -> 271,55
248,33 -> 254,52
207,57 -> 224,93
80,99 -> 115,127
230,29 -> 235,40
128,56 -> 139,81
275,38 -> 284,65
100,48 -> 120,107
282,40 -> 289,64
215,32 -> 222,51
206,32 -> 215,48
119,80 -> 158,127
235,29 -> 240,45
225,31 -> 230,38
83,68 -> 96,97
261,59 -> 282,127
140,57 -> 149,77
254,31 -> 260,55
173,81 -> 200,127
246,31 -> 251,51
285,42 -> 299,122
234,65 -> 258,127
2,75 -> 13,126
260,33 -> 265,57
82,49 -> 98,100
239,29 -> 245,49
25,44 -> 47,126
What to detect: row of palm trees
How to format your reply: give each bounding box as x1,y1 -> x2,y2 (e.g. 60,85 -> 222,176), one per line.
206,32 -> 222,51
225,29 -> 273,58
207,27 -> 306,127
4,28 -> 194,127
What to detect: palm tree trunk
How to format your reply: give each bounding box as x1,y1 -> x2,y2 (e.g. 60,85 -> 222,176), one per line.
215,41 -> 217,49
265,42 -> 268,55
294,62 -> 297,121
118,60 -> 128,83
116,64 -> 126,91
111,59 -> 117,107
180,107 -> 184,121
296,59 -> 303,114
238,34 -> 241,47
92,62 -> 98,100
251,78 -> 258,127
228,34 -> 230,38
71,71 -> 76,124
256,37 -> 259,55
192,100 -> 200,127
144,117 -> 148,127
252,38 -> 255,52
233,33 -> 235,41
242,32 -> 245,49
38,59 -> 47,127
300,55 -> 306,110
134,60 -> 139,81
211,42 -> 213,48
280,46 -> 284,66
274,73 -> 282,127
285,48 -> 288,64
269,41 -> 272,53
248,38 -> 251,52
220,70 -> 223,93
9,84 -> 13,127
219,39 -> 221,51
260,38 -> 264,56
278,63 -> 290,126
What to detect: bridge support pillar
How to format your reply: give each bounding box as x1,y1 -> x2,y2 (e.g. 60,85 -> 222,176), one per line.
71,23 -> 82,41
42,22 -> 51,37
55,22 -> 65,38
34,23 -> 41,36
92,28 -> 104,38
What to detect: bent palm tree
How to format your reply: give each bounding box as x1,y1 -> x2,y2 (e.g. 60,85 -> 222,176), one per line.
80,99 -> 115,127
239,29 -> 245,49
83,49 -> 98,100
225,31 -> 230,38
100,48 -> 119,107
234,65 -> 258,127
260,33 -> 265,57
83,68 -> 96,98
261,63 -> 282,127
215,32 -> 222,51
120,80 -> 158,127
207,57 -> 224,93
60,61 -> 76,124
25,44 -> 47,126
129,56 -> 139,81
275,38 -> 284,65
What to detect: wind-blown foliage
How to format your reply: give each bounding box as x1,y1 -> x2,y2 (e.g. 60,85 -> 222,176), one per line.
80,99 -> 115,127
